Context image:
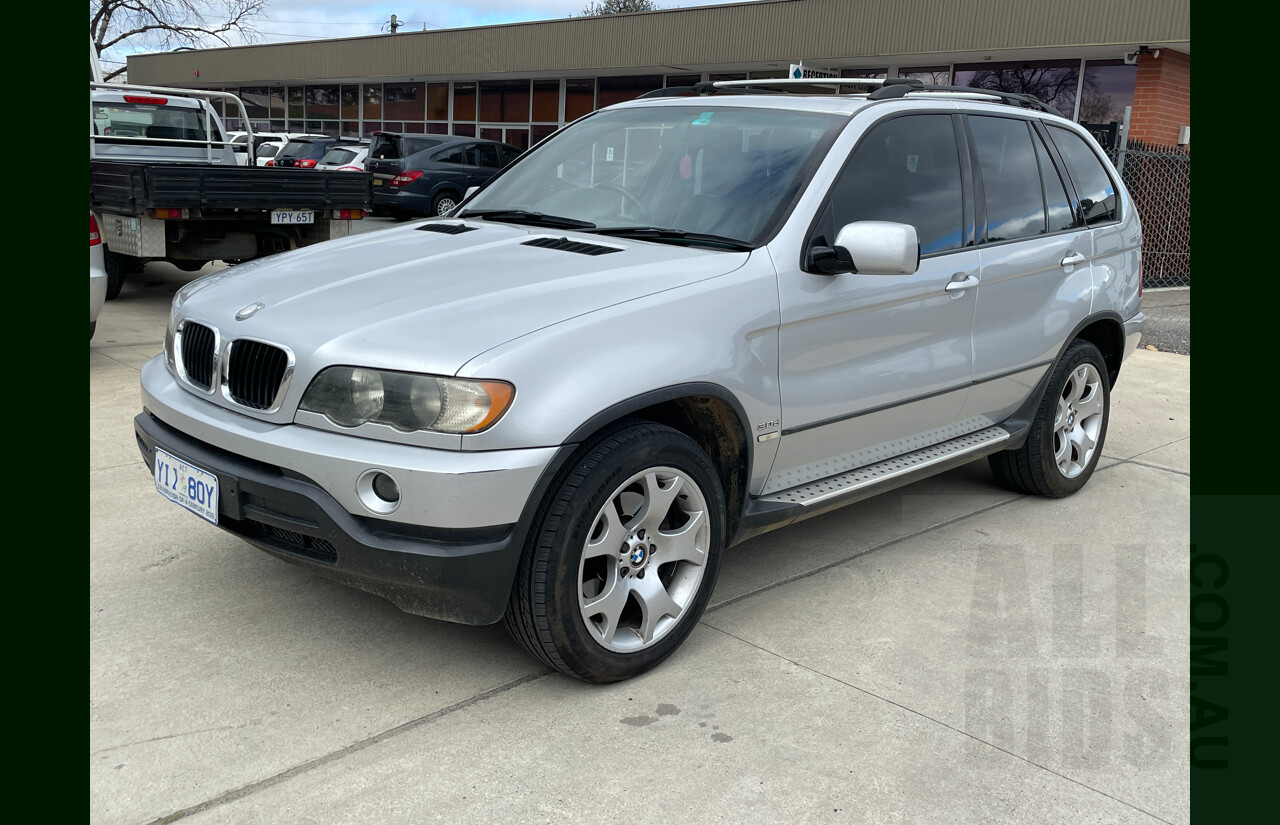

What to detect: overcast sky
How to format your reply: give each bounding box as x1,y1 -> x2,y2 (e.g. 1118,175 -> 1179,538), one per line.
100,1 -> 733,71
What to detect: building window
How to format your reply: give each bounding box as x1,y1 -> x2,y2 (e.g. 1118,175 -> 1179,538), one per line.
531,124 -> 558,146
532,80 -> 559,122
479,79 -> 531,123
453,82 -> 477,122
899,67 -> 951,84
340,86 -> 359,120
597,75 -> 663,108
1077,59 -> 1137,150
953,60 -> 1080,118
288,87 -> 304,120
427,84 -> 449,121
564,79 -> 594,122
385,83 -> 425,121
840,68 -> 888,79
269,87 -> 286,120
666,74 -> 700,87
362,84 -> 382,121
240,86 -> 269,119
306,85 -> 339,119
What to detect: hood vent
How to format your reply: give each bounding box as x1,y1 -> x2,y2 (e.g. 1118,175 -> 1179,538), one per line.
522,236 -> 621,256
417,222 -> 478,235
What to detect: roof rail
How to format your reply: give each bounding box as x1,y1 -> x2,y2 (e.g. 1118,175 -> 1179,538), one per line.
636,76 -> 1059,115
637,82 -> 788,99
867,77 -> 1059,114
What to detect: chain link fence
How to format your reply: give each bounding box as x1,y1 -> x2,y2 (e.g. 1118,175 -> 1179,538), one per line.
1110,140 -> 1190,288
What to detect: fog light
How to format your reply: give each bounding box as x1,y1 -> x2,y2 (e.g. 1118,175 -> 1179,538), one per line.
356,469 -> 401,515
372,472 -> 400,503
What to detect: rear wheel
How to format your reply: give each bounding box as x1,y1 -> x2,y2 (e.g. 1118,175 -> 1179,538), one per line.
432,191 -> 460,217
504,421 -> 726,683
102,248 -> 140,300
989,340 -> 1110,497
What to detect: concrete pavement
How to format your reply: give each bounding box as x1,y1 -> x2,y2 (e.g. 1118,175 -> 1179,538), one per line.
90,244 -> 1190,825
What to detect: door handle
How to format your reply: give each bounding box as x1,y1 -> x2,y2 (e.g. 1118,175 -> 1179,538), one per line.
1061,251 -> 1087,268
944,274 -> 980,293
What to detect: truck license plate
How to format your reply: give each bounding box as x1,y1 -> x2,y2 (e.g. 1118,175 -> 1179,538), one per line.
271,210 -> 314,225
154,448 -> 219,525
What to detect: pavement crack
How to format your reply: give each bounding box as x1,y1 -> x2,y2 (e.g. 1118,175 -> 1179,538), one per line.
706,495 -> 1022,615
702,624 -> 1174,825
94,725 -> 248,756
138,669 -> 550,825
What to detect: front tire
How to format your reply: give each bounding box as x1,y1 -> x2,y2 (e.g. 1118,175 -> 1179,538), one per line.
504,421 -> 726,683
989,340 -> 1110,497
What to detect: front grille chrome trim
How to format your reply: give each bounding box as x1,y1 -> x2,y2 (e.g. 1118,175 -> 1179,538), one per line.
220,337 -> 296,414
173,319 -> 220,396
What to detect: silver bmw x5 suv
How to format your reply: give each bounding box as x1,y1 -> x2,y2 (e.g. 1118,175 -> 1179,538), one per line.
136,79 -> 1145,683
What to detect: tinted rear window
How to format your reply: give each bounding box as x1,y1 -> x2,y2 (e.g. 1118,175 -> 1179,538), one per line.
403,137 -> 444,155
969,116 -> 1045,242
278,141 -> 314,159
94,102 -> 216,142
321,147 -> 358,165
1048,126 -> 1119,225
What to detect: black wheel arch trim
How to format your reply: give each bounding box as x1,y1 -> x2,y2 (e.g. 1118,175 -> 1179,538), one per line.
999,311 -> 1124,450
564,381 -> 756,453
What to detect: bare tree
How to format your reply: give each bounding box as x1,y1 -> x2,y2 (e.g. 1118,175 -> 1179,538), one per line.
962,67 -> 1080,117
581,0 -> 659,15
90,0 -> 268,81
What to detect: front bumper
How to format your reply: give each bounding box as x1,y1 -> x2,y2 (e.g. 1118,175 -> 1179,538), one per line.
1121,311 -> 1147,362
136,355 -> 569,625
136,412 -> 541,624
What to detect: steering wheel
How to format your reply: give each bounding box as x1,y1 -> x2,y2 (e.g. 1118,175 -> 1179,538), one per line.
592,181 -> 650,221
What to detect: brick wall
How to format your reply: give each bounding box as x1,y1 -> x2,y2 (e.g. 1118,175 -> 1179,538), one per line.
1127,49 -> 1190,146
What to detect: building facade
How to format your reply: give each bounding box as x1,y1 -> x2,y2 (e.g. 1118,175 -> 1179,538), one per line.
126,0 -> 1191,151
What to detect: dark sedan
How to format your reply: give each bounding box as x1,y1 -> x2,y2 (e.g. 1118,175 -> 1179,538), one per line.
369,135 -> 520,218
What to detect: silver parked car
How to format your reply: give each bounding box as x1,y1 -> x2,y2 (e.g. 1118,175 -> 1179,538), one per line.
90,212 -> 107,338
135,80 -> 1145,683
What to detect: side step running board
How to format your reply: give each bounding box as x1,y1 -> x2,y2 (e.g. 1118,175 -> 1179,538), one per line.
762,426 -> 1010,507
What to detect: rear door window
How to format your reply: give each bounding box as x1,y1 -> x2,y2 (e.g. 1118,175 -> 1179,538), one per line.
432,145 -> 470,165
968,116 -> 1046,242
471,143 -> 501,168
1047,125 -> 1120,225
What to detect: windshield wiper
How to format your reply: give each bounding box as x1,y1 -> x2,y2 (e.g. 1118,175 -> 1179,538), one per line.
590,226 -> 755,251
458,209 -> 597,230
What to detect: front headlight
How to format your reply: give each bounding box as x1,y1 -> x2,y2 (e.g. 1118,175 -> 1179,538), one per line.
300,367 -> 514,434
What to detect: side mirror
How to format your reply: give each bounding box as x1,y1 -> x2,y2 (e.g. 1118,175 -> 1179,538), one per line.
805,222 -> 920,275
832,221 -> 920,275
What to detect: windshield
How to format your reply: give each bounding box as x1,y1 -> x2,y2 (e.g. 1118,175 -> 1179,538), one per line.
463,105 -> 844,245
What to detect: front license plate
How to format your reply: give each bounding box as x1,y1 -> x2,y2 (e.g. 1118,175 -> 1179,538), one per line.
271,209 -> 314,225
154,448 -> 219,525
